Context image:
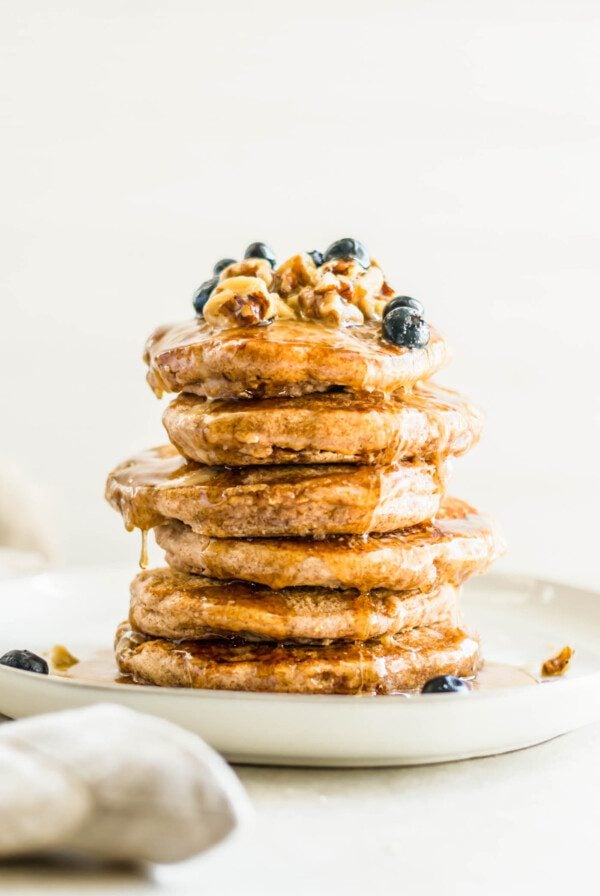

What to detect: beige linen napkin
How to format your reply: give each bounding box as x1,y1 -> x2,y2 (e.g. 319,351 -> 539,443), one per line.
0,704 -> 250,862
0,458 -> 53,577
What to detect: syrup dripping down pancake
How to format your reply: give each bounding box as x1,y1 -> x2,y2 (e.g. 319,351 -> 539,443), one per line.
106,445 -> 445,538
129,568 -> 460,643
144,317 -> 449,400
155,497 -> 506,591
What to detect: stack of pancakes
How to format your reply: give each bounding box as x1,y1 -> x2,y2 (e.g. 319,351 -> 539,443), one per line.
107,275 -> 504,694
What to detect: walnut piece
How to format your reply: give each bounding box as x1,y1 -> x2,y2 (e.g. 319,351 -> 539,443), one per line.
272,253 -> 318,296
320,257 -> 364,278
295,275 -> 364,326
353,264 -> 387,318
203,276 -> 280,328
286,257 -> 390,324
218,258 -> 273,287
50,644 -> 79,671
541,645 -> 574,677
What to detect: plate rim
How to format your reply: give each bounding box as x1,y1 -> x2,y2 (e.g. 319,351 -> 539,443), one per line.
0,567 -> 597,704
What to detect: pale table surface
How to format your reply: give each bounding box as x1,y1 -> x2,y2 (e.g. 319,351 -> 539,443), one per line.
1,713 -> 598,896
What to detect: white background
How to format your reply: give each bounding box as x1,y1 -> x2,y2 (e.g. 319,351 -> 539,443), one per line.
1,0 -> 599,586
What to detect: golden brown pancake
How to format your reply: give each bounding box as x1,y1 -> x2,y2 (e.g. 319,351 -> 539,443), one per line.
155,496 -> 505,592
163,381 -> 483,466
144,318 -> 449,400
106,445 -> 445,537
115,622 -> 481,694
129,568 -> 460,643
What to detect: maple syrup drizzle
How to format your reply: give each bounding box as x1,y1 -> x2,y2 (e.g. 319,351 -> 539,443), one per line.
107,446 -> 445,540
144,316 -> 448,401
139,529 -> 149,570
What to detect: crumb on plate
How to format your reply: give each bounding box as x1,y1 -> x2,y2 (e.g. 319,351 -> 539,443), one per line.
49,644 -> 79,671
541,645 -> 573,678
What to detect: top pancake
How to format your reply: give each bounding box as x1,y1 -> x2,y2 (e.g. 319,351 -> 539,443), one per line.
144,318 -> 449,400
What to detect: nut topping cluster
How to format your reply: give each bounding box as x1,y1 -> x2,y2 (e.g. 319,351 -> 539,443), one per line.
273,255 -> 392,326
201,247 -> 394,328
193,239 -> 430,348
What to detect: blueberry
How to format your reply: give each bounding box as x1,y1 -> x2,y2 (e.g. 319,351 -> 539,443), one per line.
421,675 -> 469,694
308,250 -> 324,266
213,258 -> 236,275
0,649 -> 49,675
193,277 -> 218,315
323,238 -> 370,269
384,296 -> 424,318
382,306 -> 430,349
244,242 -> 276,268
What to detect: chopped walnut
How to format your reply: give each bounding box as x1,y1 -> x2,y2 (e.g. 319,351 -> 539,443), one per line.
353,265 -> 387,318
273,253 -> 318,296
320,257 -> 365,279
306,257 -> 389,321
541,646 -> 574,677
289,265 -> 371,325
50,644 -> 79,671
201,251 -> 394,329
296,280 -> 364,326
271,296 -> 296,320
203,276 -> 280,328
218,258 -> 274,287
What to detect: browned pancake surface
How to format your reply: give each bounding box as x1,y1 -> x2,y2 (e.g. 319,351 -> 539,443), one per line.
106,445 -> 444,537
144,318 -> 449,400
155,496 -> 506,591
115,622 -> 481,694
130,568 -> 460,642
163,381 -> 483,466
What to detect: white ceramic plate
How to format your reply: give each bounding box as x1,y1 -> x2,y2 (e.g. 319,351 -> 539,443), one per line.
0,565 -> 598,766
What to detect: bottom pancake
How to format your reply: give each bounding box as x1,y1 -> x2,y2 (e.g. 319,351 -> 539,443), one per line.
114,623 -> 481,695
130,568 -> 460,643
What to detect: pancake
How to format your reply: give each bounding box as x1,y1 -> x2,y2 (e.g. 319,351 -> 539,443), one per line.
114,622 -> 481,694
155,496 -> 505,591
129,568 -> 460,643
106,446 -> 445,538
163,381 -> 483,466
144,317 -> 449,400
